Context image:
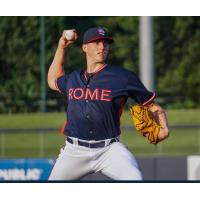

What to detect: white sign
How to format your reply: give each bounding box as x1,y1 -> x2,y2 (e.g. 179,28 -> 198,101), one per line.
0,168 -> 42,180
187,156 -> 200,180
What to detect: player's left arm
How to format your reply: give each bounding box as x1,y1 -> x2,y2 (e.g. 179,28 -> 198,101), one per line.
127,71 -> 169,143
146,101 -> 169,142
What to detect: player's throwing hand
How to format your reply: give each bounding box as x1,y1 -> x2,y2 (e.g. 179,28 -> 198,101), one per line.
58,29 -> 78,48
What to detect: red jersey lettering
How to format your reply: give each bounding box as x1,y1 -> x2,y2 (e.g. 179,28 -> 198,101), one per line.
74,88 -> 84,100
68,88 -> 111,101
85,88 -> 99,100
101,89 -> 111,102
69,88 -> 73,100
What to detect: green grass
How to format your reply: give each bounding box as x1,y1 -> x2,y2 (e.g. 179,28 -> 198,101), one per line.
1,132 -> 65,158
121,109 -> 200,126
1,109 -> 200,128
0,112 -> 66,128
121,129 -> 200,157
0,109 -> 200,158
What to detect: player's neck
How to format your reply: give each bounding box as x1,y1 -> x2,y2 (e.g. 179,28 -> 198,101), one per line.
86,62 -> 106,74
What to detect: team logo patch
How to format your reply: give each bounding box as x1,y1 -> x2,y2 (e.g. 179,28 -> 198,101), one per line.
97,28 -> 106,36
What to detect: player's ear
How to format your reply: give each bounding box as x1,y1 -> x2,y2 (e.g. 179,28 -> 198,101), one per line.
82,44 -> 87,53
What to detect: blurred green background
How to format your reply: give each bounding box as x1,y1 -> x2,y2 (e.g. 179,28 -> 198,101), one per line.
0,16 -> 200,112
0,16 -> 200,158
0,110 -> 200,158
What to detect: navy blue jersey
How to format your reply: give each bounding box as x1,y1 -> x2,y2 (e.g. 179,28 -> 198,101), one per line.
55,64 -> 155,140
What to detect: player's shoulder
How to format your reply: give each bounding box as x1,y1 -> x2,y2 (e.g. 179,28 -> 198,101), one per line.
68,69 -> 82,77
107,64 -> 136,76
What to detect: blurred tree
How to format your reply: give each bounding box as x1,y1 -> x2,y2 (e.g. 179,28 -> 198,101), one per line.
0,16 -> 200,113
154,16 -> 200,108
0,17 -> 40,112
96,17 -> 139,73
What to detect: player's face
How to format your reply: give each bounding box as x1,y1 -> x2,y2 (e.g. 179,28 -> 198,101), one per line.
83,39 -> 109,63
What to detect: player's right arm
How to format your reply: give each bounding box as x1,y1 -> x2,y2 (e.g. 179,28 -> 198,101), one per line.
47,30 -> 78,91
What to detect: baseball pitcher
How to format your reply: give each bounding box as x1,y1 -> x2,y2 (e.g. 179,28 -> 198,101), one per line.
47,27 -> 169,180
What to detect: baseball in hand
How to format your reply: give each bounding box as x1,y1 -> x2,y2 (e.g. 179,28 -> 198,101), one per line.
65,30 -> 75,41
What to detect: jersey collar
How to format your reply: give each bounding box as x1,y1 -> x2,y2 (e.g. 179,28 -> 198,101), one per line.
83,64 -> 107,81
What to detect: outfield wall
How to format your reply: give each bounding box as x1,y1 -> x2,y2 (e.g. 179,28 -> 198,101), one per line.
0,156 -> 200,181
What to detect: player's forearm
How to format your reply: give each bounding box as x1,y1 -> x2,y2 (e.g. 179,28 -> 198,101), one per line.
48,30 -> 78,91
47,46 -> 65,90
157,126 -> 169,142
147,102 -> 170,142
153,104 -> 169,142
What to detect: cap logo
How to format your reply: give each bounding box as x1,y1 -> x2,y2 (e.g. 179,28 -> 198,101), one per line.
97,28 -> 106,36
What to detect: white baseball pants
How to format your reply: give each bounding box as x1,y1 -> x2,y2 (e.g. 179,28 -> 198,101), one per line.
48,140 -> 142,180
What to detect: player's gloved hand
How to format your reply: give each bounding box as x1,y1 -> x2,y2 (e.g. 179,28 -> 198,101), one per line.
58,29 -> 78,49
130,103 -> 169,144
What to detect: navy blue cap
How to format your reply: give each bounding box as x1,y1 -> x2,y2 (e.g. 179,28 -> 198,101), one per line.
83,27 -> 114,44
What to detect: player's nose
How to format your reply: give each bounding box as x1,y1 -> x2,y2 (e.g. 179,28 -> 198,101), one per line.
97,40 -> 107,50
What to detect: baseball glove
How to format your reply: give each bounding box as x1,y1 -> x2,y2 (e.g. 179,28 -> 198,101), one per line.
130,103 -> 164,144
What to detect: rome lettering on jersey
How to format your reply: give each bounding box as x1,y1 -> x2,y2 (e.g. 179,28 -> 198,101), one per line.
55,64 -> 156,141
68,88 -> 111,101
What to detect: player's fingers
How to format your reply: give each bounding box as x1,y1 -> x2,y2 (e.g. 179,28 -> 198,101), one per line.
69,29 -> 78,41
63,29 -> 78,41
62,30 -> 67,39
59,30 -> 77,48
74,32 -> 78,41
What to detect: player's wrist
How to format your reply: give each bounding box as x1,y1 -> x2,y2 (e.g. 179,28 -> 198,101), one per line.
57,43 -> 67,51
58,38 -> 71,49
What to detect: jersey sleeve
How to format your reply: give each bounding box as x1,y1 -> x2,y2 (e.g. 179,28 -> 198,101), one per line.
127,71 -> 156,105
55,75 -> 68,95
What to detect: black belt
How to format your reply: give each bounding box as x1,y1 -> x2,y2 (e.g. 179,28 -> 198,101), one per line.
67,137 -> 119,148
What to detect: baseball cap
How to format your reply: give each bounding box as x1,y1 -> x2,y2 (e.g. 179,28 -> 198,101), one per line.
83,27 -> 114,44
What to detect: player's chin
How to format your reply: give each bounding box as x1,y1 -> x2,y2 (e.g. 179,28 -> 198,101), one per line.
96,56 -> 107,63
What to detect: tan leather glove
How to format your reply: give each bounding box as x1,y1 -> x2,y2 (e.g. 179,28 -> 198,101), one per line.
130,104 -> 165,144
